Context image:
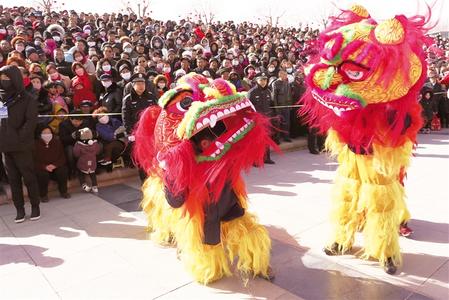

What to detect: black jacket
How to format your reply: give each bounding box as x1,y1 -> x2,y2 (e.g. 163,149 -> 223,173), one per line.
59,118 -> 96,147
122,89 -> 157,134
247,84 -> 273,116
0,66 -> 38,153
99,83 -> 123,114
271,78 -> 292,107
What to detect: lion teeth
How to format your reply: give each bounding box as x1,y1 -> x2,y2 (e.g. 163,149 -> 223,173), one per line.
209,114 -> 217,128
215,141 -> 224,150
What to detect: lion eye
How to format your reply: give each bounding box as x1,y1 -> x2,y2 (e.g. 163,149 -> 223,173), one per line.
176,97 -> 193,112
339,61 -> 370,82
345,70 -> 364,80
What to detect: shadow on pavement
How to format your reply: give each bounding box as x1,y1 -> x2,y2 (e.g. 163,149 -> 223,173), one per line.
0,244 -> 64,268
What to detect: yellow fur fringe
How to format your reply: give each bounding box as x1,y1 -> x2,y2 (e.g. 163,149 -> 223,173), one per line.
141,175 -> 271,284
326,130 -> 413,266
141,175 -> 180,245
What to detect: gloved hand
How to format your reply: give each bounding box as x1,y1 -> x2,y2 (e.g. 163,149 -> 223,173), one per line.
128,135 -> 136,142
114,126 -> 126,139
71,130 -> 81,140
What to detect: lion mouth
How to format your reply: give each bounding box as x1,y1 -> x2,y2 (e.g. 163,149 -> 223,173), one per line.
311,89 -> 362,116
190,97 -> 256,161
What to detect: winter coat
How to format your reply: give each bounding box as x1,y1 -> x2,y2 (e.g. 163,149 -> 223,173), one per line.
122,89 -> 158,134
34,137 -> 66,171
99,83 -> 123,114
0,65 -> 38,153
247,84 -> 273,116
96,117 -> 123,143
59,118 -> 95,147
73,140 -> 101,174
72,75 -> 97,108
272,78 -> 292,107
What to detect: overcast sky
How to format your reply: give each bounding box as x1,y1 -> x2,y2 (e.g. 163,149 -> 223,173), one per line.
1,0 -> 447,32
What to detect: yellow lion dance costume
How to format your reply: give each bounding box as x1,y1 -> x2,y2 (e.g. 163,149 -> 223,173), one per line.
299,5 -> 431,274
133,73 -> 276,284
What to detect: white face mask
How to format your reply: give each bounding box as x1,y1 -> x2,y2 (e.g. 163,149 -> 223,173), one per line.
41,133 -> 53,144
15,45 -> 25,52
84,29 -> 91,35
268,67 -> 275,73
53,36 -> 61,42
232,60 -> 239,66
286,67 -> 293,73
88,41 -> 96,47
121,72 -> 131,80
101,80 -> 112,88
163,67 -> 171,73
102,64 -> 111,72
124,47 -> 132,53
99,115 -> 109,124
34,41 -> 41,47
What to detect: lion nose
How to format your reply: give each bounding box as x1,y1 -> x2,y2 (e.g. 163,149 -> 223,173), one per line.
313,66 -> 344,90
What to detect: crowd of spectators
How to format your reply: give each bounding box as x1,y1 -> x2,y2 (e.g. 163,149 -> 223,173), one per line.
0,4 -> 318,207
0,5 -> 447,217
421,33 -> 449,132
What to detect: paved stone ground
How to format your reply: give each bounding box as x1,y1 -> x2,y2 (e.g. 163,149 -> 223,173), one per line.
0,130 -> 448,299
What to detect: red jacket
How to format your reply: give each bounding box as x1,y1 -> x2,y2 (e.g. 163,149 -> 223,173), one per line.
72,75 -> 97,108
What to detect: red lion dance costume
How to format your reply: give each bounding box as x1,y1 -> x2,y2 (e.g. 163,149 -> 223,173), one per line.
300,5 -> 431,274
133,73 -> 275,284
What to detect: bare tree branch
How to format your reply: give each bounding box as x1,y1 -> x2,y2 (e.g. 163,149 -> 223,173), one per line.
121,0 -> 151,18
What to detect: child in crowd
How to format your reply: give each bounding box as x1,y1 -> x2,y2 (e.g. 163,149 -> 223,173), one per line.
73,127 -> 101,193
420,89 -> 434,134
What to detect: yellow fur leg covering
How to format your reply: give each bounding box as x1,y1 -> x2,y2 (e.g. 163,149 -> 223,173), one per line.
222,213 -> 271,279
325,131 -> 413,266
329,176 -> 361,252
141,176 -> 179,245
175,216 -> 232,285
358,181 -> 403,266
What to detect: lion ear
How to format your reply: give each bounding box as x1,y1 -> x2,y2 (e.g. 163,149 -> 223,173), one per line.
348,4 -> 370,19
374,17 -> 405,45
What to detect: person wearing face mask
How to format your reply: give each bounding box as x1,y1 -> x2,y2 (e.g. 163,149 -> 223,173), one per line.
13,40 -> 26,55
71,62 -> 97,108
0,65 -> 40,223
98,74 -> 123,115
46,64 -> 71,90
231,58 -> 244,78
95,58 -> 119,82
154,75 -> 168,98
122,42 -> 138,63
34,125 -> 70,202
117,63 -> 132,90
94,106 -> 127,166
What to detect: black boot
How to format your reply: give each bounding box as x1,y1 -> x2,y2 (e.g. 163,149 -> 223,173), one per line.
384,257 -> 397,275
264,149 -> 275,164
30,205 -> 41,221
323,242 -> 347,256
14,207 -> 25,223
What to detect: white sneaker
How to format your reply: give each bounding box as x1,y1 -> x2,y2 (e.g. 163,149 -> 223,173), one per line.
82,184 -> 91,192
91,186 -> 99,194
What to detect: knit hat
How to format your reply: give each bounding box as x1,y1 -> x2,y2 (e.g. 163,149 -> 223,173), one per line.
79,127 -> 93,141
